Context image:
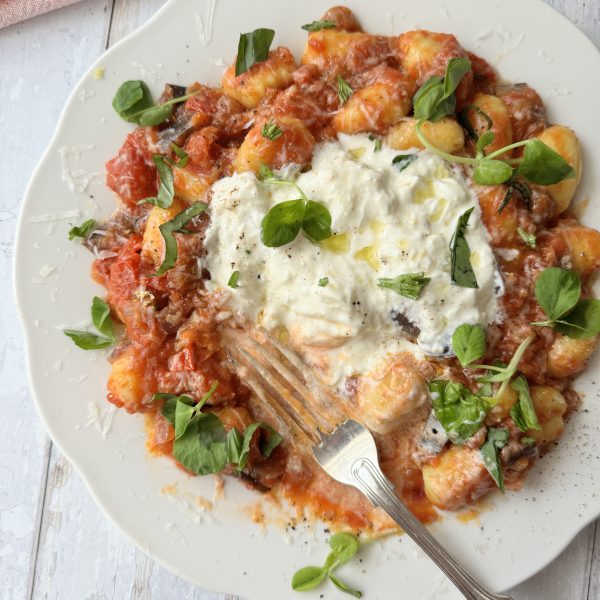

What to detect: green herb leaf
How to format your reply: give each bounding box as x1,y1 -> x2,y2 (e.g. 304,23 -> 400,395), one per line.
139,155 -> 175,208
301,20 -> 336,31
153,202 -> 208,276
152,392 -> 180,425
258,163 -> 276,181
413,76 -> 445,122
139,103 -> 174,127
261,199 -> 305,247
473,159 -> 513,185
510,375 -> 541,432
555,298 -> 600,339
452,323 -> 486,367
329,574 -> 362,598
302,200 -> 332,242
480,427 -> 509,491
476,130 -> 495,155
112,80 -> 154,123
450,207 -> 478,289
368,134 -> 382,152
521,436 -> 536,446
392,153 -> 418,171
63,330 -> 114,350
337,75 -> 353,104
68,219 -> 96,241
235,28 -> 275,76
517,139 -> 575,185
429,380 -> 492,444
91,296 -> 116,340
318,277 -> 329,287
443,57 -> 471,101
534,267 -> 581,322
498,179 -> 532,215
517,227 -> 536,248
377,272 -> 430,300
236,422 -> 282,470
459,104 -> 493,141
292,566 -> 327,591
261,119 -> 283,140
328,533 -> 360,566
171,143 -> 189,168
228,270 -> 240,288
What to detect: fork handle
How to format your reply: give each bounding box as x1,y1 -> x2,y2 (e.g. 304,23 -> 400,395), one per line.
351,458 -> 513,600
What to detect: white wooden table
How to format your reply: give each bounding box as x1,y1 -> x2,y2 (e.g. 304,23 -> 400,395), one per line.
2,1 -> 599,598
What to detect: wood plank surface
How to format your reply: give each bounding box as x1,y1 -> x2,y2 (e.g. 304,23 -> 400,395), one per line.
1,0 -> 599,599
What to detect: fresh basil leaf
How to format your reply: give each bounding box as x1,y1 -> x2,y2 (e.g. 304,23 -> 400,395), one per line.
302,200 -> 332,242
429,380 -> 492,444
173,395 -> 198,437
452,323 -> 486,367
498,179 -> 532,215
392,153 -> 418,171
261,119 -> 283,140
228,270 -> 240,288
328,533 -> 359,566
235,422 -> 282,470
534,267 -> 581,322
301,19 -> 336,31
473,159 -> 514,185
413,76 -> 444,121
377,272 -> 430,300
235,28 -> 275,76
337,75 -> 353,104
318,277 -> 329,287
225,427 -> 244,467
153,202 -> 208,276
261,199 -> 304,247
173,412 -> 229,475
480,427 -> 509,492
152,393 -> 180,425
450,207 -> 478,288
139,155 -> 174,208
517,227 -> 536,248
476,130 -> 495,155
329,574 -> 362,598
68,218 -> 96,241
171,143 -> 189,168
112,80 -> 154,123
139,103 -> 174,127
91,296 -> 116,340
555,298 -> 600,339
63,330 -> 113,350
291,566 -> 327,591
517,139 -> 575,185
257,423 -> 283,458
443,57 -> 471,102
510,375 -> 541,432
368,134 -> 382,152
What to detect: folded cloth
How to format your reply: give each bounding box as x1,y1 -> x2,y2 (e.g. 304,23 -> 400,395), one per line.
0,0 -> 84,29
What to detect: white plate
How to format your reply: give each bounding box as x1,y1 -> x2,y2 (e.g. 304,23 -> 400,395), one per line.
14,0 -> 600,598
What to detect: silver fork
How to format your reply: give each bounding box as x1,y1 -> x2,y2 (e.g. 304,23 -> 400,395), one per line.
222,327 -> 512,600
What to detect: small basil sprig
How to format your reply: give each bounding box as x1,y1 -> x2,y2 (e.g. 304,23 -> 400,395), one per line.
337,75 -> 353,104
68,219 -> 96,241
480,427 -> 509,491
428,380 -> 493,444
531,267 -> 600,339
155,384 -> 282,475
152,202 -> 208,276
112,80 -> 197,126
412,60 -> 574,190
261,119 -> 283,140
377,272 -> 430,300
413,57 -> 471,122
450,208 -> 478,288
301,20 -> 336,32
258,164 -> 332,247
510,376 -> 541,432
292,533 -> 361,598
64,297 -> 117,350
452,323 -> 486,367
139,155 -> 175,208
235,28 -> 275,76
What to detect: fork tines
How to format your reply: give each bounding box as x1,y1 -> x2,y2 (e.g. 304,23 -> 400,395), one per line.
221,326 -> 352,447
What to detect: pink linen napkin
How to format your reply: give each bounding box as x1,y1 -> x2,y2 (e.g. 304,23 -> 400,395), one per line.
0,0 -> 84,29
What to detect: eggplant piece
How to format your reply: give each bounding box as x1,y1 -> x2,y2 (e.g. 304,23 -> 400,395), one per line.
155,83 -> 202,153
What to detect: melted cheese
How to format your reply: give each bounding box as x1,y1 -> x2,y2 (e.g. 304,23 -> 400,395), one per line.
203,134 -> 502,389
